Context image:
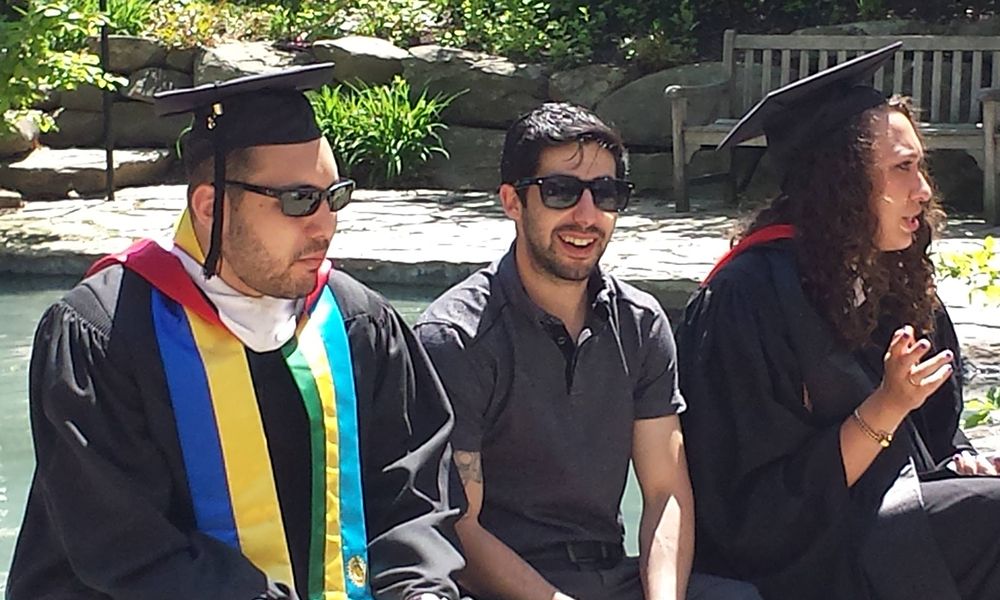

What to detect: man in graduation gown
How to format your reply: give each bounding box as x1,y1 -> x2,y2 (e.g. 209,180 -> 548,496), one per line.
6,64 -> 464,600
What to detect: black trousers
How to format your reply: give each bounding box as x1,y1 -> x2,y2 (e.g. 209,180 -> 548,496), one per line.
464,557 -> 762,600
923,476 -> 1000,600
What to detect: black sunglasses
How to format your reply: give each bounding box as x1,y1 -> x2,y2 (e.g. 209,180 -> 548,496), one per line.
514,174 -> 633,212
225,178 -> 355,217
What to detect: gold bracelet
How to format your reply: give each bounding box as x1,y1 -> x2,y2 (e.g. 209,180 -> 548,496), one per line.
852,408 -> 893,448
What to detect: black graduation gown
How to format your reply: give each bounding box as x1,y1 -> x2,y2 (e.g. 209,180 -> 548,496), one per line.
6,265 -> 464,600
677,240 -> 982,600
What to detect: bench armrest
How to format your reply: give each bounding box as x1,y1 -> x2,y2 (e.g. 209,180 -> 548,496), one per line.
979,87 -> 1000,103
664,80 -> 730,99
663,81 -> 729,100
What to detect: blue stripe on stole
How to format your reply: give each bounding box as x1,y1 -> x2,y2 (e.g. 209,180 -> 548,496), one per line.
151,289 -> 240,549
312,287 -> 372,598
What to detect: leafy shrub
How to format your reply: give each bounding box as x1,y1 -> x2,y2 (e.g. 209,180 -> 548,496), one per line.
1,0 -> 123,132
72,0 -> 154,36
144,0 -> 274,48
936,236 -> 1000,304
309,76 -> 459,186
965,387 -> 1000,428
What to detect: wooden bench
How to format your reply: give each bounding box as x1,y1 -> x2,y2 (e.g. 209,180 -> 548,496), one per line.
666,29 -> 1000,224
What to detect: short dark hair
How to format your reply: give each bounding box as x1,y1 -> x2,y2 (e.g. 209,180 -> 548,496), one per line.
500,102 -> 627,185
184,147 -> 255,205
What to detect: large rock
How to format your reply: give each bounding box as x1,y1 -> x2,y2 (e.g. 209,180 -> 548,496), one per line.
41,110 -> 104,148
549,64 -> 629,108
111,101 -> 191,147
0,112 -> 40,158
59,83 -> 107,111
165,47 -> 200,72
628,150 -> 728,192
403,45 -> 548,128
124,68 -> 193,103
312,36 -> 408,86
595,62 -> 727,148
929,150 -> 983,213
793,20 -> 937,36
0,147 -> 173,199
40,102 -> 190,149
89,35 -> 168,73
195,41 -> 314,85
0,188 -> 24,208
420,126 -> 505,190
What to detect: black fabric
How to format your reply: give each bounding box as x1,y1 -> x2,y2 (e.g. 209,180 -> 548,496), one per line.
7,265 -> 465,600
677,239 -> 996,600
466,559 -> 762,600
924,477 -> 1000,600
154,63 -> 332,162
415,247 -> 684,557
248,350 -> 312,597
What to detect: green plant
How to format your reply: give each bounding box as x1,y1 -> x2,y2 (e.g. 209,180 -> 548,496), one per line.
72,0 -> 154,36
1,0 -> 123,132
964,386 -> 1000,428
309,76 -> 459,186
936,236 -> 1000,304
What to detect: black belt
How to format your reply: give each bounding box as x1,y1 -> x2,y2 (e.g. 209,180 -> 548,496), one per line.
526,541 -> 625,571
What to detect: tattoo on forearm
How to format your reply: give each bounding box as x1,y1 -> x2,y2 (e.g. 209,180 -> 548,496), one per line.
454,451 -> 483,484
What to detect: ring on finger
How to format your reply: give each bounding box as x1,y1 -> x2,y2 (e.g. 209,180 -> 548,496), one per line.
907,373 -> 921,386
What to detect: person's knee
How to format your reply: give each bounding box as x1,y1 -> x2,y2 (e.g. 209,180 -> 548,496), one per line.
687,572 -> 763,600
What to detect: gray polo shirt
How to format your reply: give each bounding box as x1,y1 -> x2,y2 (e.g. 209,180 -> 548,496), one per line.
415,247 -> 685,556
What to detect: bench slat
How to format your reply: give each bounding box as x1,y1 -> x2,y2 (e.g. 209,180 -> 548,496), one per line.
914,50 -> 925,111
874,65 -> 885,91
799,50 -> 810,79
743,49 -> 755,112
971,51 -> 984,121
837,49 -> 847,65
762,49 -> 773,95
951,51 -> 963,122
735,34 -> 1000,52
931,50 -> 943,121
993,51 -> 1000,88
819,50 -> 829,70
893,52 -> 904,96
780,50 -> 791,86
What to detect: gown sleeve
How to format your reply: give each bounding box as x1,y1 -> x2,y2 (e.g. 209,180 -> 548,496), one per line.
677,266 -> 855,584
351,304 -> 464,600
909,303 -> 975,462
9,299 -> 267,599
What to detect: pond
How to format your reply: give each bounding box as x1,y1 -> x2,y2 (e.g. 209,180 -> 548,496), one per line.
0,275 -> 644,590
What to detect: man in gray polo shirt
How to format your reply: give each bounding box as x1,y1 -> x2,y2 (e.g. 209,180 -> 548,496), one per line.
414,103 -> 760,600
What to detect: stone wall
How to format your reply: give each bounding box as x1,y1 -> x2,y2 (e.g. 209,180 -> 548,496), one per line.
11,34 -> 742,195
8,23 -> 996,202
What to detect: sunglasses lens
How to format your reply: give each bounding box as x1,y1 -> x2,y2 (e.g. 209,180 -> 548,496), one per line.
539,176 -> 584,209
280,190 -> 322,217
590,179 -> 631,212
328,180 -> 354,212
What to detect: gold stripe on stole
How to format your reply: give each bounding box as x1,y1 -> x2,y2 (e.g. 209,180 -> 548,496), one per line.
187,309 -> 295,587
296,316 -> 348,598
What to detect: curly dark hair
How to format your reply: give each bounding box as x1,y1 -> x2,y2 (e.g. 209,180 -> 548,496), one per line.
738,96 -> 944,348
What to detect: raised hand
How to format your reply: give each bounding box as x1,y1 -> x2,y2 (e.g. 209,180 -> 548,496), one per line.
878,325 -> 954,413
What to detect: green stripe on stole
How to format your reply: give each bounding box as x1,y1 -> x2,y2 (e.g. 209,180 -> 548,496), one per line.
283,288 -> 372,600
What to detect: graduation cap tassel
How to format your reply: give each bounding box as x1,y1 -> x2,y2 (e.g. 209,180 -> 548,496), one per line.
203,144 -> 226,279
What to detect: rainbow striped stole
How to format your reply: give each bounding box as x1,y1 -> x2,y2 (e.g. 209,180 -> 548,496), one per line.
150,278 -> 372,600
87,214 -> 373,599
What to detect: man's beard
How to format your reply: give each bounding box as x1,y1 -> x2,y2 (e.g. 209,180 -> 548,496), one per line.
523,222 -> 606,283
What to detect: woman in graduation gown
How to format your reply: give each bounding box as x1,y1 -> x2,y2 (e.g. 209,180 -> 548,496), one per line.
677,44 -> 1000,600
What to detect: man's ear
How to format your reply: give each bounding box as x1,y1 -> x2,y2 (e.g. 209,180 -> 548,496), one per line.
498,183 -> 523,221
190,183 -> 216,229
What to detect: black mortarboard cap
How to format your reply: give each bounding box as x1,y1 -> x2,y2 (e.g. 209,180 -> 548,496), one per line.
717,42 -> 902,161
153,63 -> 335,277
